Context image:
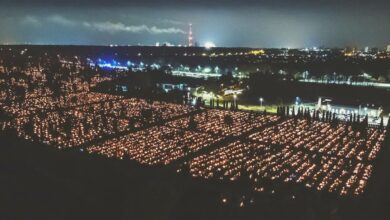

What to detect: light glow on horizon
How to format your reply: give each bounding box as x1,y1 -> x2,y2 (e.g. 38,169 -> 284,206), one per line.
204,42 -> 216,49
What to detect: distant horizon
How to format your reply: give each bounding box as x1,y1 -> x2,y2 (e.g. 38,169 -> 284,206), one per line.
1,43 -> 389,50
2,1 -> 390,49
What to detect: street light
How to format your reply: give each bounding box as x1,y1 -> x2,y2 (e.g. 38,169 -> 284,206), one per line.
259,97 -> 264,108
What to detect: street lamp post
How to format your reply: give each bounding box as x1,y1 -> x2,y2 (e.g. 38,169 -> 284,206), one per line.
259,97 -> 264,108
233,94 -> 237,108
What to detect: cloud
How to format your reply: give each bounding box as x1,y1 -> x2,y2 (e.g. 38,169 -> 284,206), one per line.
159,19 -> 185,26
83,21 -> 185,34
20,14 -> 185,35
47,15 -> 75,26
22,15 -> 41,26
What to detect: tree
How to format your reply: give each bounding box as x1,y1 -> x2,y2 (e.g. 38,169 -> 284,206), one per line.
379,116 -> 384,130
387,117 -> 390,131
224,114 -> 234,127
15,85 -> 26,103
219,71 -> 234,86
188,115 -> 197,131
141,109 -> 153,124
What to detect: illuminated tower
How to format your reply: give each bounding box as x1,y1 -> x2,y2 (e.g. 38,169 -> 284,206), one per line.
188,23 -> 193,47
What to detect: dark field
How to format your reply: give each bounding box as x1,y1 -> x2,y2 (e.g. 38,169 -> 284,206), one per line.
1,132 -> 390,220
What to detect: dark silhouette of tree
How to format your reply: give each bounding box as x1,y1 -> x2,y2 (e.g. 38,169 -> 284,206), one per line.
219,71 -> 235,86
15,85 -> 26,103
141,109 -> 153,124
188,115 -> 197,131
379,116 -> 384,130
223,114 -> 234,127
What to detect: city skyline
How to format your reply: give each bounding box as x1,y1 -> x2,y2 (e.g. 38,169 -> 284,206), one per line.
1,0 -> 390,48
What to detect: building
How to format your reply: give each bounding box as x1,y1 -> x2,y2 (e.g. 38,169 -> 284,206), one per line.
157,83 -> 190,93
309,96 -> 385,125
344,47 -> 356,56
387,45 -> 390,52
171,70 -> 222,79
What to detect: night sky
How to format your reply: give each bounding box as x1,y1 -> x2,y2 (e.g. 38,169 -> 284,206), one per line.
1,0 -> 389,48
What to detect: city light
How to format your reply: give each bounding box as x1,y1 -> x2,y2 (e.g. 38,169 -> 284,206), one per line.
259,97 -> 264,107
204,42 -> 216,49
